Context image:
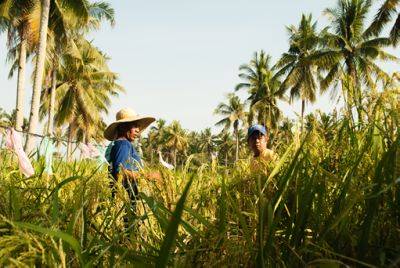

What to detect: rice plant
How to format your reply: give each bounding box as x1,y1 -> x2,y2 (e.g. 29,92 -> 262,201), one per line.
0,89 -> 398,267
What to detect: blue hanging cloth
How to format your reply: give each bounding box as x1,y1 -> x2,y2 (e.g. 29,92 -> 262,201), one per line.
96,144 -> 108,164
40,136 -> 55,174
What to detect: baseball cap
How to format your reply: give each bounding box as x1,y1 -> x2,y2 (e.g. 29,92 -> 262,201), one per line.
247,124 -> 267,138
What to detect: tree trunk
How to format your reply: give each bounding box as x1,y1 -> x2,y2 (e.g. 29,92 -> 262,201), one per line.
268,106 -> 273,145
346,58 -> 362,126
235,130 -> 239,162
263,111 -> 266,128
15,37 -> 27,131
173,148 -> 177,168
137,136 -> 143,156
47,68 -> 57,136
67,124 -> 73,162
25,0 -> 51,153
301,99 -> 305,132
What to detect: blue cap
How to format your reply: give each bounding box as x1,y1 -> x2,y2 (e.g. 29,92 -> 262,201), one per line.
247,124 -> 267,138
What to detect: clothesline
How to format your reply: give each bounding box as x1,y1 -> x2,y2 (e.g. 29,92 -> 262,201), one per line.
0,125 -> 106,146
1,127 -> 110,177
1,126 -> 173,177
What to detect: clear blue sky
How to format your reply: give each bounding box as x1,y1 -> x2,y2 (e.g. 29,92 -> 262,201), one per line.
0,0 -> 396,132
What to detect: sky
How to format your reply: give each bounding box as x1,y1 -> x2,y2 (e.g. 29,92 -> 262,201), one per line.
0,0 -> 397,132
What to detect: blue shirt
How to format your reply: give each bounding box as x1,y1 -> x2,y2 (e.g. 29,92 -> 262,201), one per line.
109,139 -> 142,178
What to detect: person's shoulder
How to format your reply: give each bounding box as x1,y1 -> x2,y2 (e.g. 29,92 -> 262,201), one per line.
263,149 -> 277,161
265,148 -> 275,155
112,140 -> 132,149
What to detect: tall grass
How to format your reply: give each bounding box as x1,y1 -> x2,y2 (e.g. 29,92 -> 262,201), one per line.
0,92 -> 399,267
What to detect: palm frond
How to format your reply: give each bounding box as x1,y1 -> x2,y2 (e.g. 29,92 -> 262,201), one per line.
364,0 -> 400,37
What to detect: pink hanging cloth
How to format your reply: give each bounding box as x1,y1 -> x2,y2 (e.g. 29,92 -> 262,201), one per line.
80,143 -> 91,159
5,128 -> 35,177
87,143 -> 100,158
80,143 -> 100,159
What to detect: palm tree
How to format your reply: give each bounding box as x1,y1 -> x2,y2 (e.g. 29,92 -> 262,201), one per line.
214,93 -> 245,162
365,0 -> 400,44
44,1 -> 115,136
274,14 -> 320,131
165,121 -> 188,167
0,0 -> 36,131
24,0 -> 51,152
144,129 -> 158,163
143,119 -> 168,164
0,108 -> 13,127
277,117 -> 295,146
236,51 -> 283,130
316,111 -> 336,141
152,118 -> 167,148
311,0 -> 397,122
39,37 -> 122,159
198,128 -> 216,161
215,130 -> 234,166
25,0 -> 91,152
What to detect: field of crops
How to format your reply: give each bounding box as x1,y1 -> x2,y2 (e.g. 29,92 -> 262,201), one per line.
0,91 -> 399,267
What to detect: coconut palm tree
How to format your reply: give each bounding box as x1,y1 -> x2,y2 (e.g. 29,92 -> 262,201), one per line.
24,0 -> 51,152
198,128 -> 216,161
214,93 -> 246,162
144,129 -> 158,163
151,119 -> 167,147
25,0 -> 91,152
165,121 -> 188,167
44,1 -> 115,136
39,37 -> 122,159
236,51 -> 283,130
142,119 -> 169,164
274,14 -> 320,131
214,130 -> 234,166
277,117 -> 295,146
0,108 -> 13,127
0,0 -> 36,131
311,0 -> 397,122
365,0 -> 400,44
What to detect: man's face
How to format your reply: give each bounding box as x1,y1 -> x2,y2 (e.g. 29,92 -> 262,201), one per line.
248,131 -> 267,156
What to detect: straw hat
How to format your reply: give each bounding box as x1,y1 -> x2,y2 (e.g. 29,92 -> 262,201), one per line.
104,108 -> 155,141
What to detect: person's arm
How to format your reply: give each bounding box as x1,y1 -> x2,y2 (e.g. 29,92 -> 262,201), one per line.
122,168 -> 139,179
122,168 -> 161,181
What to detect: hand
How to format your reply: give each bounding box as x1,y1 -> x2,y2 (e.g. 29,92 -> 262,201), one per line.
146,171 -> 162,181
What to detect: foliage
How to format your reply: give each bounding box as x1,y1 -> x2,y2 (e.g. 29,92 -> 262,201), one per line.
236,50 -> 284,130
0,89 -> 399,267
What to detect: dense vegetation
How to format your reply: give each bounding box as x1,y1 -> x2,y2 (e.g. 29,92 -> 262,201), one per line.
0,89 -> 399,266
1,0 -> 400,266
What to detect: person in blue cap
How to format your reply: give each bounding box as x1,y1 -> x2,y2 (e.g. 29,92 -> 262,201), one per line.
247,124 -> 276,165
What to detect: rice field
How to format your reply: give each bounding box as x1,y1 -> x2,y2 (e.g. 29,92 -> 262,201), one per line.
0,91 -> 399,267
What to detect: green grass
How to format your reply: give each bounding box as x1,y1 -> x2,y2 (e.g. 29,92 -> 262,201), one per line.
0,96 -> 399,267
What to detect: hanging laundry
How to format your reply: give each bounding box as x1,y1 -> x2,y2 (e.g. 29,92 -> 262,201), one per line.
80,143 -> 105,161
80,143 -> 91,159
95,144 -> 108,164
87,143 -> 100,158
39,136 -> 55,174
5,128 -> 35,177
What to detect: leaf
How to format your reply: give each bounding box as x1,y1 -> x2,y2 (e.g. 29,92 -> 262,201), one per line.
155,175 -> 194,268
12,221 -> 84,265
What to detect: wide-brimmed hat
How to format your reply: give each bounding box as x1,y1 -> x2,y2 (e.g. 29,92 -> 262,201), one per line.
104,108 -> 155,141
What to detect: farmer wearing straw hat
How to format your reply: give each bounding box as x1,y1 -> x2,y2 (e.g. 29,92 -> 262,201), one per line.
104,108 -> 159,220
